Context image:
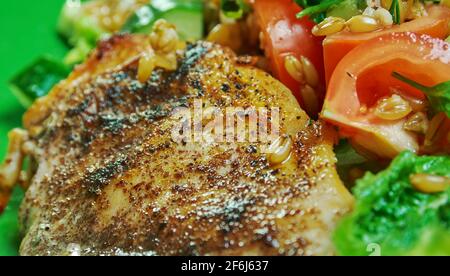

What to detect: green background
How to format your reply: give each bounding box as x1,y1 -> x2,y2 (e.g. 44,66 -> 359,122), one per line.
0,0 -> 67,256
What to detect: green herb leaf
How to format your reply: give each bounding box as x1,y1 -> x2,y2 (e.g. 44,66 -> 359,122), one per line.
335,139 -> 367,167
392,72 -> 450,117
296,0 -> 368,24
334,139 -> 385,188
297,0 -> 341,18
389,0 -> 401,25
297,0 -> 346,23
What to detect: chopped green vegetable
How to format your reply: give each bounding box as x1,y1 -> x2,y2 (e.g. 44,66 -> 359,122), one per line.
446,36 -> 450,43
296,0 -> 342,23
296,0 -> 367,23
58,0 -> 106,46
335,139 -> 367,167
392,72 -> 450,117
58,0 -> 109,65
64,38 -> 93,65
0,187 -> 24,256
389,0 -> 401,25
335,140 -> 367,187
334,151 -> 450,256
121,3 -> 159,33
9,56 -> 70,108
221,0 -> 248,19
334,139 -> 385,187
122,0 -> 204,41
326,0 -> 365,20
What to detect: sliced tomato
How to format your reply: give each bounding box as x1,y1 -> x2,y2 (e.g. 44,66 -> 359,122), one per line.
323,5 -> 450,84
322,32 -> 450,159
253,0 -> 325,110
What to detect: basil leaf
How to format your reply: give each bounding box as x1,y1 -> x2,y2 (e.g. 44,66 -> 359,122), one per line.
389,0 -> 401,25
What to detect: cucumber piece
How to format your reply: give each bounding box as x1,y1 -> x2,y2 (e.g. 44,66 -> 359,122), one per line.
122,0 -> 204,40
58,0 -> 108,66
121,4 -> 160,34
63,38 -> 93,66
9,56 -> 70,108
160,8 -> 204,41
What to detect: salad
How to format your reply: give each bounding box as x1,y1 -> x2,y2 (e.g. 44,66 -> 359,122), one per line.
0,0 -> 449,256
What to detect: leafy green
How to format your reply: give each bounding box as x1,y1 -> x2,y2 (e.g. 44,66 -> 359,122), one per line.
335,140 -> 367,188
9,56 -> 70,108
296,0 -> 342,23
335,139 -> 367,167
392,72 -> 450,117
122,0 -> 204,40
334,151 -> 450,256
58,0 -> 105,45
296,0 -> 366,23
0,187 -> 24,256
58,0 -> 107,64
389,0 -> 401,25
334,139 -> 386,188
326,0 -> 364,20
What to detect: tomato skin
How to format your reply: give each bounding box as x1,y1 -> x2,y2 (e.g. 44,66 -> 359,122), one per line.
323,5 -> 450,84
322,32 -> 450,159
254,0 -> 325,108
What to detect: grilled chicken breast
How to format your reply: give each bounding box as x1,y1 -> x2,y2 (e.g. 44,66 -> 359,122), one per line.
19,34 -> 353,256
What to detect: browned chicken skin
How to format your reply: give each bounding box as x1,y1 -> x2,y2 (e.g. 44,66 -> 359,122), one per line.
19,34 -> 352,256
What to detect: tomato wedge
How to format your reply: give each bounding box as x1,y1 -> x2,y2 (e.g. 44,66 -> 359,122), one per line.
254,0 -> 325,110
323,5 -> 450,84
322,32 -> 450,159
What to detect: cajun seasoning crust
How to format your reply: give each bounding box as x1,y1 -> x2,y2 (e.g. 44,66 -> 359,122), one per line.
19,36 -> 353,256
